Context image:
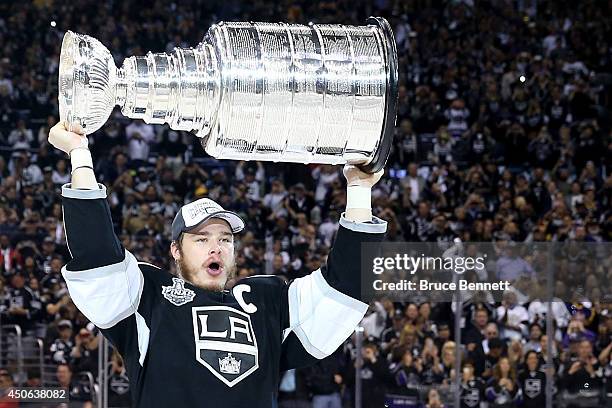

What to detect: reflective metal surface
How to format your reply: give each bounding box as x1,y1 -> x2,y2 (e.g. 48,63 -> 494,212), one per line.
58,19 -> 398,170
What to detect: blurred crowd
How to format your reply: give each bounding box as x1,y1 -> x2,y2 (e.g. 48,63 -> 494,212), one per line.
1,0 -> 611,407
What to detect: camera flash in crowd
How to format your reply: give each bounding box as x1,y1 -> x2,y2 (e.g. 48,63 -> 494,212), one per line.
50,21 -> 56,27
519,75 -> 526,83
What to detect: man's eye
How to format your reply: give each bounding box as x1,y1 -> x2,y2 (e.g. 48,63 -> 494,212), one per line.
221,238 -> 231,243
197,238 -> 207,243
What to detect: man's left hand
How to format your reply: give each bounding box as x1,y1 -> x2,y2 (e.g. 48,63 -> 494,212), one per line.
343,164 -> 384,188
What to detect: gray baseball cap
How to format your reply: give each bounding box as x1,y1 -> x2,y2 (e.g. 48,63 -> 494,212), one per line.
171,198 -> 245,241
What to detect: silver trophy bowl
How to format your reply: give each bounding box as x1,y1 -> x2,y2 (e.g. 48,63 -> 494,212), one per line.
58,18 -> 398,173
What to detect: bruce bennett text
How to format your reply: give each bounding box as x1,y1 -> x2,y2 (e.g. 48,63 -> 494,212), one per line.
373,280 -> 511,292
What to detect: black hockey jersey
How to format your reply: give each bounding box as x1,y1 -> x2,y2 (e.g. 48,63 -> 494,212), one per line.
60,184 -> 386,407
460,378 -> 486,408
517,370 -> 546,407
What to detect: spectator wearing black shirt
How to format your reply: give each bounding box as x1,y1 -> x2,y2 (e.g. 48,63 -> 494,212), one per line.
70,326 -> 99,375
538,334 -> 560,376
482,338 -> 505,381
3,272 -> 35,333
518,350 -> 546,408
418,337 -> 444,386
49,319 -> 73,365
40,256 -> 64,294
434,323 -> 452,352
108,351 -> 131,408
56,363 -> 93,408
285,183 -> 315,222
562,339 -> 603,403
304,349 -> 343,408
459,362 -> 486,408
381,311 -> 405,354
346,342 -> 389,408
464,308 -> 489,350
427,213 -> 456,245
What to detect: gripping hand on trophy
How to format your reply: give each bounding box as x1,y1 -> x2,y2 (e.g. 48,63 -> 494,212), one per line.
48,121 -> 87,154
48,122 -> 98,190
343,164 -> 384,223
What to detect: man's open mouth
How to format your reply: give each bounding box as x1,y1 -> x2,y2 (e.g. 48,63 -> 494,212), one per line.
206,261 -> 223,277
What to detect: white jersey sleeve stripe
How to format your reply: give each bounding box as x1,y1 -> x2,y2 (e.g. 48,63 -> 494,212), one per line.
338,213 -> 387,234
62,250 -> 144,329
287,269 -> 368,359
61,183 -> 107,199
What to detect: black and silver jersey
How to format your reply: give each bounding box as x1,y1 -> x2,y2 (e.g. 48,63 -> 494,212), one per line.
517,370 -> 546,407
60,184 -> 386,407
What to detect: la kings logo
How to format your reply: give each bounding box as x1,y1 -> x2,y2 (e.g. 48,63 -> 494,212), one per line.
525,378 -> 541,399
462,386 -> 480,407
192,306 -> 258,387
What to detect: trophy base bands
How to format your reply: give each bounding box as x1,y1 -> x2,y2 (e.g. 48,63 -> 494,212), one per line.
373,279 -> 512,292
4,387 -> 69,402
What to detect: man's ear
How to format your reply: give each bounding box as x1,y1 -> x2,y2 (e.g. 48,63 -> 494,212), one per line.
170,241 -> 181,262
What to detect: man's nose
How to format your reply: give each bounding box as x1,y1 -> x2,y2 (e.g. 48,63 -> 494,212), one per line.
209,243 -> 222,254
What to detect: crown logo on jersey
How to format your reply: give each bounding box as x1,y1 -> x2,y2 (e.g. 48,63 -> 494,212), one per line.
162,278 -> 196,306
218,353 -> 241,375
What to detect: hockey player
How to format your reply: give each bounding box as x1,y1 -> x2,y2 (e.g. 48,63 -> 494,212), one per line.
48,121 -> 387,407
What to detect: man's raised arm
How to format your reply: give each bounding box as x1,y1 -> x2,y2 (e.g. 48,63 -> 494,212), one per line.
48,122 -> 142,329
280,165 -> 387,368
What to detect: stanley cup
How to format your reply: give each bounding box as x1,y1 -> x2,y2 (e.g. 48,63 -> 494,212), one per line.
58,18 -> 398,173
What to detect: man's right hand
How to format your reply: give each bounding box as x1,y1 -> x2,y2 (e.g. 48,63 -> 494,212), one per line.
48,121 -> 88,154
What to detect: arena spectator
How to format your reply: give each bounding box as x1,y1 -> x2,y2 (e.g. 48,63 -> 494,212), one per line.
108,351 -> 131,408
49,319 -> 74,365
524,323 -> 544,353
459,362 -> 486,408
496,291 -> 529,341
56,364 -> 93,408
70,326 -> 99,375
0,369 -> 17,408
482,338 -> 505,381
3,272 -> 37,333
517,350 -> 546,408
346,342 -> 389,407
485,356 -> 519,407
381,310 -> 405,354
304,350 -> 343,408
561,339 -> 603,407
424,388 -> 446,408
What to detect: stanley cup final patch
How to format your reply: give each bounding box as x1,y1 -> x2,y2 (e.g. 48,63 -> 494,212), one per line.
191,306 -> 259,387
162,278 -> 196,306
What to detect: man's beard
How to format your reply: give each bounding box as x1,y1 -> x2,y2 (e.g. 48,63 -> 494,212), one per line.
175,253 -> 236,292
